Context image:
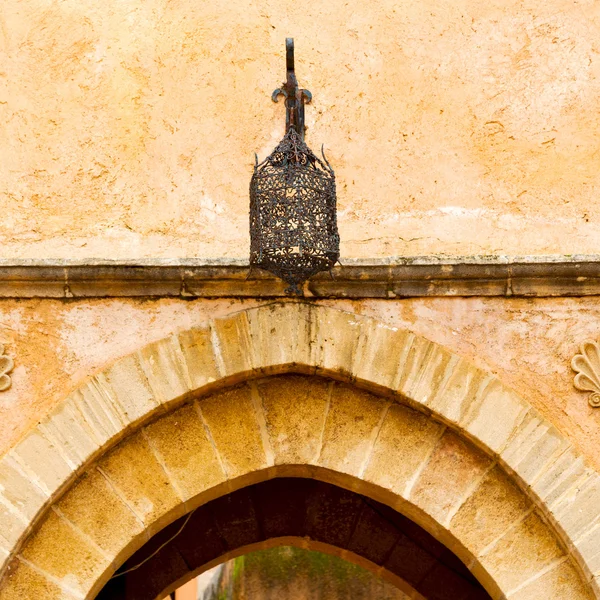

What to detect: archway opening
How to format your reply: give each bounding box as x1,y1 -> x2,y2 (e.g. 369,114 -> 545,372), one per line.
180,545 -> 412,600
98,478 -> 490,600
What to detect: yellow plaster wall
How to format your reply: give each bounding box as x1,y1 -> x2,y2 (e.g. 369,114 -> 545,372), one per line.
1,0 -> 600,259
0,298 -> 598,472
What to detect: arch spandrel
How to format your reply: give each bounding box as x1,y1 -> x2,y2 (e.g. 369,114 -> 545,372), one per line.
0,303 -> 597,599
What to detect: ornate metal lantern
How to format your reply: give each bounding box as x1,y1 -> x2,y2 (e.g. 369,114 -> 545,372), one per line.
250,39 -> 339,294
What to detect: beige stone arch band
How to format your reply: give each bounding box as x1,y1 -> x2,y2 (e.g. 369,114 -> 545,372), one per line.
0,303 -> 598,599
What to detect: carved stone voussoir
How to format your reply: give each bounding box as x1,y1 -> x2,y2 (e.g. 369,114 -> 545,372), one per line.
572,340 -> 600,408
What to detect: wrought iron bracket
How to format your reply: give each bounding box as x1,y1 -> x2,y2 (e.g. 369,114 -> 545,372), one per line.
272,38 -> 312,140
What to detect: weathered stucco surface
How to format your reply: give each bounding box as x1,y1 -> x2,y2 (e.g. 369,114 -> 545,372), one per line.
1,0 -> 600,259
0,297 -> 599,473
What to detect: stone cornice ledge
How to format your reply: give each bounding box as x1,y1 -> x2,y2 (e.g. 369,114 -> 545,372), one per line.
0,255 -> 598,298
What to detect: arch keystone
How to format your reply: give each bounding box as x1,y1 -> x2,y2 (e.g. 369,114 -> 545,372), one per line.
245,302 -> 312,372
255,375 -> 330,465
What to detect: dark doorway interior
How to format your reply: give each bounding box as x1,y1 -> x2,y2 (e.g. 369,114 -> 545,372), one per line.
98,478 -> 491,600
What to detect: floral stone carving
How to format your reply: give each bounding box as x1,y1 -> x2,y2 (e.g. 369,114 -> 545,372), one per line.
572,340 -> 600,408
0,345 -> 14,392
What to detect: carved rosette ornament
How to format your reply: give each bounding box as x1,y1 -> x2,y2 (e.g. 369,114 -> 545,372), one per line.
572,341 -> 600,408
0,344 -> 13,391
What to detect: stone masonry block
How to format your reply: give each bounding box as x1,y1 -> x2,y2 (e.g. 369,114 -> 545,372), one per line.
9,428 -> 74,496
395,335 -> 436,401
176,325 -> 220,391
449,466 -> 531,556
509,558 -> 593,600
410,430 -> 492,525
401,343 -> 457,408
501,411 -> 571,486
309,306 -> 369,377
0,501 -> 27,548
143,403 -> 226,502
256,375 -> 330,465
351,318 -> 414,391
20,510 -> 109,599
574,523 -> 600,578
38,394 -> 101,471
426,358 -> 489,427
138,335 -> 192,405
69,379 -> 127,449
364,402 -> 444,498
245,303 -> 312,372
0,559 -> 80,600
479,511 -> 564,593
317,383 -> 388,477
462,379 -> 529,454
199,385 -> 269,479
531,448 -> 592,509
99,354 -> 160,425
97,431 -> 182,527
552,472 -> 600,543
0,456 -> 47,520
56,470 -> 144,558
210,310 -> 254,378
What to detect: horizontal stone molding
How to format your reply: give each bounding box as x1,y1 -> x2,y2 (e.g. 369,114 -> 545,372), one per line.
0,256 -> 598,297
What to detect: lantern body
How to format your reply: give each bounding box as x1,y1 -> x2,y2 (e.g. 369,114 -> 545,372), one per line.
250,128 -> 339,293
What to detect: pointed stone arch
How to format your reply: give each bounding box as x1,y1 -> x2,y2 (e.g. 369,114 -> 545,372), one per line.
99,474 -> 491,600
0,303 -> 598,599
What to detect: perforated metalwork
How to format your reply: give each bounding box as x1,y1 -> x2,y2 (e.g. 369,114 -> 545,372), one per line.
250,127 -> 339,294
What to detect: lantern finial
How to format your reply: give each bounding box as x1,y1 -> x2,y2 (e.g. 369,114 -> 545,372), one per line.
271,38 -> 313,140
